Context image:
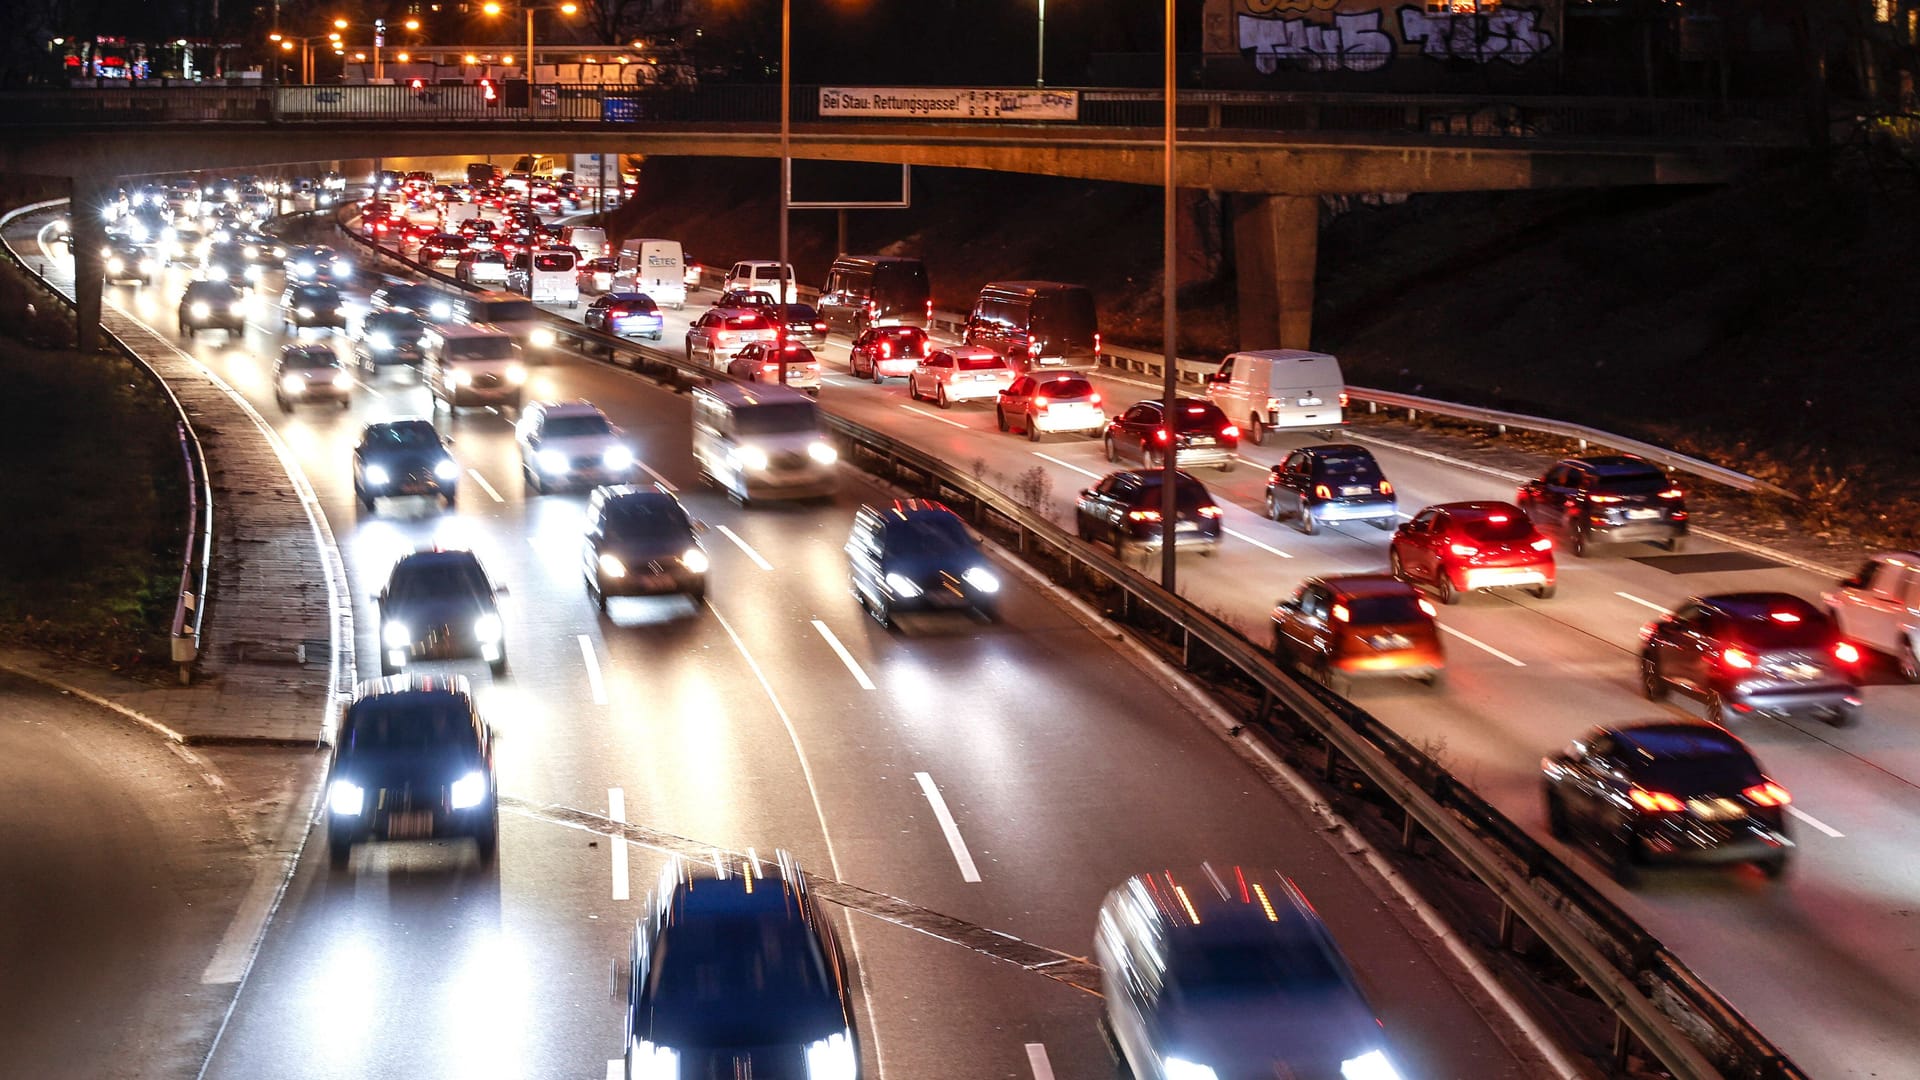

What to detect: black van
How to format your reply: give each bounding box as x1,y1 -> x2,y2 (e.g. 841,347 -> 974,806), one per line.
817,255 -> 930,334
964,280 -> 1100,373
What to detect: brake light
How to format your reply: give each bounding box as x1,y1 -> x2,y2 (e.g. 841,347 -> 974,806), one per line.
1530,537 -> 1553,552
1589,494 -> 1623,503
1034,395 -> 1050,410
1659,487 -> 1684,499
1768,611 -> 1802,623
1090,392 -> 1101,405
1331,603 -> 1350,623
815,322 -> 827,331
878,341 -> 891,359
1155,428 -> 1170,443
1743,781 -> 1792,807
1338,391 -> 1349,408
1488,513 -> 1509,523
1128,509 -> 1162,522
1449,543 -> 1480,557
716,332 -> 733,344
1628,788 -> 1685,813
1093,332 -> 1102,355
925,298 -> 933,320
1379,479 -> 1393,496
1314,484 -> 1332,499
1220,424 -> 1240,439
761,364 -> 778,374
1720,647 -> 1756,670
1197,505 -> 1223,518
1834,641 -> 1861,664
1417,598 -> 1438,617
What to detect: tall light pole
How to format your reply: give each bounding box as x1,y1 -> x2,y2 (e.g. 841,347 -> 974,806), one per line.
779,0 -> 791,302
1036,0 -> 1046,88
1158,0 -> 1179,591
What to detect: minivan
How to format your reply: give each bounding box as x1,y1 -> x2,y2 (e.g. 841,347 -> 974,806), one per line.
421,324 -> 527,413
561,225 -> 608,260
964,280 -> 1099,373
690,382 -> 838,505
615,238 -> 686,310
817,255 -> 930,333
1205,348 -> 1346,444
723,260 -> 798,303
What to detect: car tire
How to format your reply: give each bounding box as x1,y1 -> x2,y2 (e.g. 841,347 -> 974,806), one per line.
1829,704 -> 1860,728
907,378 -> 922,402
356,487 -> 375,514
1545,788 -> 1571,840
184,325 -> 195,340
1609,834 -> 1641,886
1901,637 -> 1920,684
443,492 -> 457,508
1104,436 -> 1119,463
1297,502 -> 1317,536
1389,549 -> 1407,581
489,655 -> 508,678
1421,669 -> 1444,689
1641,654 -> 1668,701
1706,690 -> 1730,726
1436,573 -> 1457,605
275,394 -> 290,414
871,367 -> 885,385
1217,459 -> 1234,473
1372,517 -> 1396,532
327,830 -> 352,871
1532,582 -> 1556,600
1266,492 -> 1283,522
996,407 -> 1009,432
1027,416 -> 1042,443
936,384 -> 951,410
524,463 -> 542,495
1665,534 -> 1686,553
595,586 -> 609,614
474,817 -> 498,865
1571,524 -> 1590,559
1248,415 -> 1265,446
1758,855 -> 1790,881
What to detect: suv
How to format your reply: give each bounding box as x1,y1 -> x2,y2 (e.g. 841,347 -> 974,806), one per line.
1103,398 -> 1238,472
273,343 -> 351,412
1391,501 -> 1555,603
685,307 -> 778,366
376,548 -> 509,676
847,500 -> 999,626
354,310 -> 427,373
722,259 -> 797,302
848,325 -> 929,383
996,373 -> 1105,441
1265,444 -> 1395,534
1074,469 -> 1223,559
729,340 -> 821,396
583,485 -> 708,612
1271,575 -> 1444,689
515,400 -> 635,494
280,283 -> 346,333
1640,592 -> 1862,727
907,346 -> 1013,409
1518,455 -> 1687,557
1824,552 -> 1920,680
178,280 -> 246,339
353,418 -> 459,511
324,675 -> 498,870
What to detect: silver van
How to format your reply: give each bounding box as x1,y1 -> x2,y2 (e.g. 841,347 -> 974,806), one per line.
690,382 -> 838,505
422,324 -> 527,414
1205,349 -> 1346,444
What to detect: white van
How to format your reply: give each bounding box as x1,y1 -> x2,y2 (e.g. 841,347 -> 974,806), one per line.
421,324 -> 528,413
562,225 -> 608,260
510,248 -> 580,307
1205,349 -> 1346,444
616,238 -> 687,310
691,381 -> 838,504
440,202 -> 480,231
723,260 -> 798,303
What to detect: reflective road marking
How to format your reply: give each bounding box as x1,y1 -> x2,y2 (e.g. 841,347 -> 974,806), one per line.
915,771 -> 982,883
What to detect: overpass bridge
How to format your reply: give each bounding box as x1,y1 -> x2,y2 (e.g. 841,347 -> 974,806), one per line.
0,83 -> 1801,352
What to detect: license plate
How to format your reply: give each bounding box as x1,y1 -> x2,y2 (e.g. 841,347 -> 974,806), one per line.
1339,485 -> 1372,496
1298,397 -> 1323,407
399,482 -> 429,494
386,810 -> 433,839
1627,508 -> 1661,520
1687,798 -> 1744,821
1188,437 -> 1216,446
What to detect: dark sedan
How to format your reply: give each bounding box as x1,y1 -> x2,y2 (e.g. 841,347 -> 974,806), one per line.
584,292 -> 665,340
1640,592 -> 1862,727
1074,469 -> 1224,558
281,283 -> 347,332
773,303 -> 828,349
178,280 -> 247,338
354,310 -> 428,372
582,485 -> 708,611
847,500 -> 1000,626
377,548 -> 509,677
353,419 -> 459,511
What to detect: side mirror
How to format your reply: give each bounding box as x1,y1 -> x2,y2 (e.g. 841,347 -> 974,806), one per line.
1277,598 -> 1299,613
1206,372 -> 1228,385
1080,488 -> 1096,500
493,585 -> 511,598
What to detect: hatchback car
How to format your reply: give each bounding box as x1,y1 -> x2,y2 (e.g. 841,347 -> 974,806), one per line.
625,855 -> 859,1080
420,233 -> 470,268
1543,720 -> 1793,883
1265,443 -> 1396,533
516,400 -> 636,495
847,500 -> 1000,626
178,280 -> 247,339
324,675 -> 498,870
996,373 -> 1105,441
1391,501 -> 1556,603
584,292 -> 664,340
101,240 -> 157,285
273,343 -> 351,412
377,548 -> 509,676
1518,455 -> 1688,556
354,310 -> 427,374
576,255 -> 618,294
773,303 -> 829,349
353,418 -> 459,511
730,340 -> 821,395
907,346 -> 1014,409
1095,866 -> 1409,1080
1104,398 -> 1239,472
1074,469 -> 1223,559
583,485 -> 708,611
280,283 -> 346,333
287,245 -> 352,284
685,307 -> 779,366
1271,575 -> 1444,688
714,288 -> 780,317
454,250 -> 509,286
848,325 -> 929,382
1640,592 -> 1862,727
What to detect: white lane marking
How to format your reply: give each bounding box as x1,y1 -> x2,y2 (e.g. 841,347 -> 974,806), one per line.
1438,624 -> 1527,667
1032,451 -> 1101,480
1787,806 -> 1845,838
1615,591 -> 1672,615
606,1061 -> 621,1080
1225,528 -> 1295,559
914,771 -> 982,883
466,468 -> 505,503
1025,1044 -> 1055,1080
579,634 -> 608,705
609,787 -> 630,900
717,524 -> 773,571
352,378 -> 385,398
201,852 -> 290,984
636,459 -> 677,491
900,403 -> 971,429
811,619 -> 876,690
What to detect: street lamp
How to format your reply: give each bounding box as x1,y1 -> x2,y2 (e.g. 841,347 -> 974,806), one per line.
269,28 -> 344,85
1036,0 -> 1046,88
484,0 -> 579,242
1156,0 -> 1178,591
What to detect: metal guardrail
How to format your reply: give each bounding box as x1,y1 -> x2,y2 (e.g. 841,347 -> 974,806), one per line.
337,210 -> 1806,1079
0,197 -> 214,683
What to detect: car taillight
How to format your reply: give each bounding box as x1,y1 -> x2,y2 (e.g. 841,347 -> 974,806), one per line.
1338,391 -> 1349,408
1197,505 -> 1222,518
1834,641 -> 1861,664
1314,484 -> 1332,499
1154,428 -> 1170,444
1449,543 -> 1480,557
1034,395 -> 1050,411
815,322 -> 827,331
761,364 -> 778,374
1530,537 -> 1553,552
1093,332 -> 1102,355
1743,781 -> 1792,807
1589,494 -> 1623,503
878,341 -> 892,358
1659,487 -> 1684,499
1379,479 -> 1393,496
1628,788 -> 1685,813
1417,598 -> 1438,617
1128,509 -> 1162,522
716,332 -> 733,344
1720,647 -> 1756,670
1331,603 -> 1350,623
1090,392 -> 1101,405
1220,424 -> 1240,439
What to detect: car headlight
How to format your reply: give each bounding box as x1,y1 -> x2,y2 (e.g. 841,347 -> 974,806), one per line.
734,445 -> 769,471
106,256 -> 125,274
963,566 -> 1000,593
536,449 -> 569,474
1340,1050 -> 1404,1080
332,372 -> 354,391
364,464 -> 391,486
189,301 -> 211,319
884,572 -> 923,598
803,1030 -> 857,1080
129,222 -> 149,241
381,621 -> 411,648
602,445 -> 634,471
429,301 -> 452,320
434,458 -> 462,482
629,1040 -> 678,1080
243,245 -> 259,260
680,548 -> 709,574
280,374 -> 304,394
244,264 -> 262,281
1163,1060 -> 1220,1080
297,306 -> 315,319
807,441 -> 838,465
139,257 -> 159,274
473,613 -> 502,644
369,332 -> 393,350
450,770 -> 487,810
504,364 -> 528,385
230,301 -> 247,316
327,779 -> 365,817
529,326 -> 557,349
597,553 -> 627,579
331,259 -> 351,278
294,261 -> 315,277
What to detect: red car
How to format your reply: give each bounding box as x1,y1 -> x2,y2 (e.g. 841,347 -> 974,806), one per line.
1390,500 -> 1555,603
849,325 -> 932,382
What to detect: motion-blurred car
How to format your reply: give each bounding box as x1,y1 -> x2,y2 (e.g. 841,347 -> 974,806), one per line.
324,675 -> 498,870
907,346 -> 1013,409
273,343 -> 352,412
1391,500 -> 1555,603
353,418 -> 459,511
624,855 -> 859,1080
714,287 -> 780,317
729,340 -> 821,396
1543,720 -> 1793,884
583,485 -> 708,611
178,280 -> 247,338
280,282 -> 347,333
1103,398 -> 1238,472
772,302 -> 828,349
202,241 -> 260,288
995,373 -> 1104,441
353,310 -> 428,373
286,245 -> 352,284
377,547 -> 509,676
1823,552 -> 1920,681
371,283 -> 454,323
584,292 -> 664,340
1095,866 -> 1410,1080
420,233 -> 470,268
454,250 -> 509,286
847,324 -> 929,383
847,500 -> 999,626
515,400 -> 635,495
1074,469 -> 1223,559
685,306 -> 779,366
1640,592 -> 1862,727
101,240 -> 157,284
1271,575 -> 1444,688
1517,454 -> 1687,557
1265,443 -> 1396,534
576,255 -> 618,294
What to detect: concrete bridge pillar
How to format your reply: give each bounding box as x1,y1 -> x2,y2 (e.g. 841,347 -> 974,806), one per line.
1232,193 -> 1319,351
71,177 -> 106,353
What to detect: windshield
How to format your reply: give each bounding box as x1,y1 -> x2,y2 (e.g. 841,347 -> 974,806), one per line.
447,336 -> 518,362
387,558 -> 492,606
1132,477 -> 1215,510
606,498 -> 692,539
1173,403 -> 1229,431
534,252 -> 575,272
612,296 -> 658,313
365,422 -> 439,450
282,349 -> 338,369
1036,378 -> 1093,398
725,314 -> 770,330
1030,289 -> 1097,344
1167,937 -> 1344,1000
1629,750 -> 1762,795
342,698 -> 479,759
1314,455 -> 1380,483
883,514 -> 975,558
543,414 -> 612,438
294,287 -> 337,304
732,402 -> 818,437
365,313 -> 423,336
1590,468 -> 1670,495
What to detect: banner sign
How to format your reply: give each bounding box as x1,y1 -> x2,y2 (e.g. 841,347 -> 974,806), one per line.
818,87 -> 1079,122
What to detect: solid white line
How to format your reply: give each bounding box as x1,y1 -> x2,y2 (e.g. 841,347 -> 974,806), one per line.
609,787 -> 630,900
717,524 -> 773,571
466,468 -> 505,503
1438,624 -> 1527,667
636,459 -> 677,491
1615,590 -> 1671,615
578,633 -> 608,705
201,856 -> 289,984
1024,1044 -> 1055,1080
901,403 -> 970,429
1787,805 -> 1845,838
1225,527 -> 1295,559
1031,451 -> 1101,480
914,771 -> 982,883
811,619 -> 876,690
606,1061 -> 621,1080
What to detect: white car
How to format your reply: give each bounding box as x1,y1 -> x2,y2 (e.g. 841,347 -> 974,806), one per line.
906,346 -> 1014,409
1825,552 -> 1920,680
722,259 -> 797,303
515,400 -> 635,495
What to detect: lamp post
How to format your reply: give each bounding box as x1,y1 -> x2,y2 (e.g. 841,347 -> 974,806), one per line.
1036,0 -> 1046,88
779,0 -> 790,303
269,29 -> 343,85
1157,0 -> 1178,591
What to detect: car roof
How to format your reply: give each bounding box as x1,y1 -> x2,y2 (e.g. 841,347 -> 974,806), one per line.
1319,574 -> 1419,599
710,306 -> 769,319
1112,866 -> 1344,954
391,548 -> 485,573
938,345 -> 1002,360
1112,468 -> 1208,489
1606,721 -> 1748,760
1696,592 -> 1822,620
533,399 -> 607,419
871,498 -> 961,525
1299,443 -> 1372,460
1565,454 -> 1660,475
348,672 -> 476,704
1431,500 -> 1527,521
605,292 -> 654,303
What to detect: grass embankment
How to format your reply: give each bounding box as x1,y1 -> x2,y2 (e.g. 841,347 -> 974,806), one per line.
0,235 -> 186,672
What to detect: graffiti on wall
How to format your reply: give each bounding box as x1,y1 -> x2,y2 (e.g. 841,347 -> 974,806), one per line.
1239,11 -> 1394,73
1397,7 -> 1554,64
1228,2 -> 1556,74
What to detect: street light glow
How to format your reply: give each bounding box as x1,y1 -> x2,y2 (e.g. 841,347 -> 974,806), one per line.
281,40 -> 294,50
464,53 -> 479,64
333,17 -> 348,29
559,2 -> 578,14
328,32 -> 341,41
405,18 -> 421,30
396,51 -> 411,61
354,52 -> 367,60
502,54 -> 514,65
482,1 -> 502,13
